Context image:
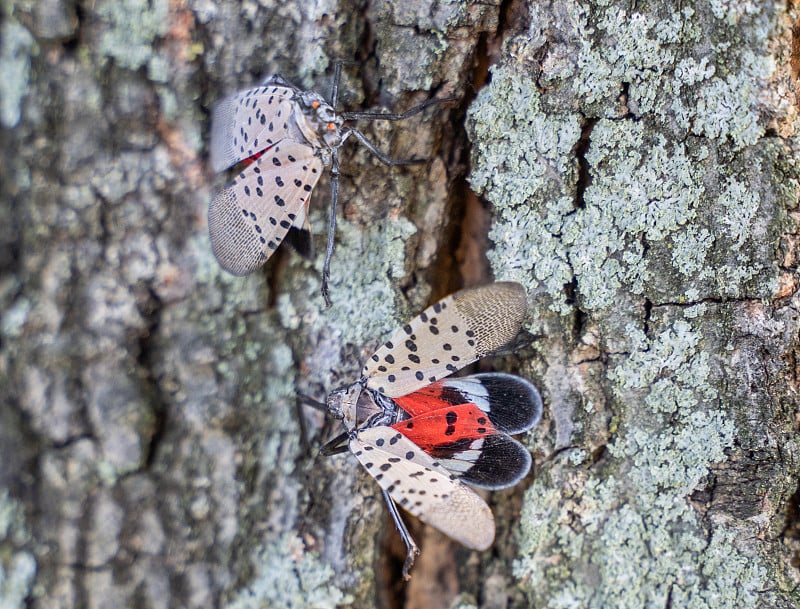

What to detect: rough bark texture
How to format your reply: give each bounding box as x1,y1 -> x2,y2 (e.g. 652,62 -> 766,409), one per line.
0,1 -> 798,609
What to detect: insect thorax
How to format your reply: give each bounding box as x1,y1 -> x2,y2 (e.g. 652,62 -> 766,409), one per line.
360,388 -> 402,429
292,91 -> 344,162
327,381 -> 401,432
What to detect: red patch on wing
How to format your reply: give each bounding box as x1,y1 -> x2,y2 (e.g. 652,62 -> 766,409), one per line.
390,402 -> 497,453
239,148 -> 266,168
394,380 -> 465,416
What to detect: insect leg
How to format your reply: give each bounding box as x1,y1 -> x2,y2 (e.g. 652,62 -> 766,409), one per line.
321,149 -> 340,307
329,59 -> 362,107
296,393 -> 330,454
297,393 -> 328,412
330,61 -> 343,109
344,128 -> 425,167
320,431 -> 350,456
382,489 -> 420,580
340,96 -> 456,122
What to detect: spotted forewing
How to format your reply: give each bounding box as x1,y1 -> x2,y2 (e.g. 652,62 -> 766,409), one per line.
350,426 -> 495,550
209,82 -> 298,172
208,140 -> 323,276
208,71 -> 452,305
364,282 -> 528,397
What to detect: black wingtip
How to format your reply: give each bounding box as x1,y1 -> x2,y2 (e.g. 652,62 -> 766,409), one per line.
456,434 -> 533,490
284,226 -> 314,258
473,372 -> 543,434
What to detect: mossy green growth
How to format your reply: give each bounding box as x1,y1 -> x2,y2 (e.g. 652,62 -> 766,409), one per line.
0,18 -> 35,128
561,3 -> 772,146
0,491 -> 36,609
469,66 -> 784,312
225,533 -> 352,609
467,68 -> 580,314
468,2 -> 788,314
283,213 -> 418,350
513,313 -> 763,607
251,340 -> 301,480
191,230 -> 266,316
94,0 -> 169,70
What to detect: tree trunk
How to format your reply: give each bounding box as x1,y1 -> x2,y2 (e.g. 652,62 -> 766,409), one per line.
1,1 -> 798,609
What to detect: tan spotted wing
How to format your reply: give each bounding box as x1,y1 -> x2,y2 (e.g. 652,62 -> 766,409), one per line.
350,426 -> 495,550
364,282 -> 528,398
209,83 -> 299,172
208,140 -> 323,275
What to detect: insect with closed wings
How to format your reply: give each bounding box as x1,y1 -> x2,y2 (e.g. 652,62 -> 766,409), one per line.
208,63 -> 449,305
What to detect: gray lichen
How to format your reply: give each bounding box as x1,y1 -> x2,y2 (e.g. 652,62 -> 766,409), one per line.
0,491 -> 36,609
468,2 -> 790,313
302,213 -> 418,347
93,0 -> 170,71
225,533 -> 352,609
511,310 -> 768,607
468,0 -> 798,607
0,18 -> 35,128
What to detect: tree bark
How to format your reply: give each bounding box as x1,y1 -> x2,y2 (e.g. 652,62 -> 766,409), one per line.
1,1 -> 798,609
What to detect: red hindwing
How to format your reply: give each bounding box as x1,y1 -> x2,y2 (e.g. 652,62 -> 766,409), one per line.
393,380 -> 469,416
390,402 -> 498,452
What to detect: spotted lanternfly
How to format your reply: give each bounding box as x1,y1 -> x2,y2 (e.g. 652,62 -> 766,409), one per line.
316,282 -> 543,579
208,63 -> 449,306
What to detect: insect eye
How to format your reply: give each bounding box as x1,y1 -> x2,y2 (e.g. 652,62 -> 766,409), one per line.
328,122 -> 336,130
311,100 -> 320,109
